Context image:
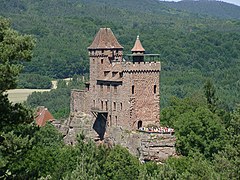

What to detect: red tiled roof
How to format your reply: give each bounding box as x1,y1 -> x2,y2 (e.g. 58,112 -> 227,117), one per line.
88,28 -> 123,50
131,35 -> 145,52
35,107 -> 54,127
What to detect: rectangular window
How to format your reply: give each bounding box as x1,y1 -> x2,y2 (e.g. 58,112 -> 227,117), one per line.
104,71 -> 110,76
112,72 -> 118,77
100,84 -> 103,92
101,101 -> 103,110
114,86 -> 117,94
132,85 -> 135,94
119,72 -> 123,78
154,85 -> 157,94
93,100 -> 96,108
105,101 -> 108,111
109,115 -> 112,126
120,103 -> 123,110
107,85 -> 110,93
113,102 -> 116,111
115,116 -> 117,126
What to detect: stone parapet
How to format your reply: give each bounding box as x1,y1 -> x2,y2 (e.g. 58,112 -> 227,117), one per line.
122,61 -> 161,73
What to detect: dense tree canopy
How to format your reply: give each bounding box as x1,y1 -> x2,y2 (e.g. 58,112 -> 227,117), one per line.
0,0 -> 239,109
0,1 -> 240,179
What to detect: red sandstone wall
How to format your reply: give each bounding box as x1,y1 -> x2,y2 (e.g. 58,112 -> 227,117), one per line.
71,90 -> 90,114
122,67 -> 160,129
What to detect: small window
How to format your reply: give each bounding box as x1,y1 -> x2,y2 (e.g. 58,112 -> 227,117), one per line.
93,85 -> 95,92
85,83 -> 90,91
102,50 -> 104,53
154,85 -> 157,94
105,101 -> 108,111
104,71 -> 109,76
138,121 -> 143,129
112,72 -> 117,77
114,86 -> 117,93
119,72 -> 123,78
93,100 -> 96,107
101,59 -> 103,64
115,116 -> 117,126
113,102 -> 116,111
109,115 -> 112,126
107,85 -> 110,93
101,101 -> 104,110
100,84 -> 103,92
93,59 -> 95,64
132,85 -> 135,94
120,103 -> 123,110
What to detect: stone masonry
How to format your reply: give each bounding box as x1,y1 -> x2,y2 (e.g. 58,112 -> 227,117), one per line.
71,28 -> 161,139
58,28 -> 176,162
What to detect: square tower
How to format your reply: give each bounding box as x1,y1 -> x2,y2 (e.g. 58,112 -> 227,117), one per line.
71,28 -> 161,139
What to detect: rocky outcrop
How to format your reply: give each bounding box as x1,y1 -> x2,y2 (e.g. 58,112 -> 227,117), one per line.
55,112 -> 176,162
56,112 -> 98,145
107,127 -> 176,162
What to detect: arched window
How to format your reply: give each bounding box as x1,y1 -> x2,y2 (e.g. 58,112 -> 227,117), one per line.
137,121 -> 142,129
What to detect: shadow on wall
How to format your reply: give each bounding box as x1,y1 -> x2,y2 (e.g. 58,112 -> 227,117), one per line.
93,113 -> 107,140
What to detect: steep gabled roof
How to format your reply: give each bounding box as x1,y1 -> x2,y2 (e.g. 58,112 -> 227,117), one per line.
131,35 -> 145,52
35,107 -> 54,127
88,28 -> 123,50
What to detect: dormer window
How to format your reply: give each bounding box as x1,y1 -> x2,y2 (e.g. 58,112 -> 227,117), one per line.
119,72 -> 123,78
112,72 -> 118,77
104,71 -> 110,76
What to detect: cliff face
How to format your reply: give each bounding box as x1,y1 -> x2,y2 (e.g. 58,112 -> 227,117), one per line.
55,112 -> 176,162
107,127 -> 176,162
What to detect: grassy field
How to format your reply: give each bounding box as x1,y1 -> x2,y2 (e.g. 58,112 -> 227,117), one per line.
6,89 -> 51,103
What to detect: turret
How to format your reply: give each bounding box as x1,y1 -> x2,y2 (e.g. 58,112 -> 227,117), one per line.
131,35 -> 145,63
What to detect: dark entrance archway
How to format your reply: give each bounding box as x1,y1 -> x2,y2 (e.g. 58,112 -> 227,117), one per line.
93,112 -> 108,140
137,120 -> 142,129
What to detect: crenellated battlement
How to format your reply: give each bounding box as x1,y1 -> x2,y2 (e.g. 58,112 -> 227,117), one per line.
122,61 -> 161,72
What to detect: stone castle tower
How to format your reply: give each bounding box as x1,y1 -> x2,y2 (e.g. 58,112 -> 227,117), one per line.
71,28 -> 161,139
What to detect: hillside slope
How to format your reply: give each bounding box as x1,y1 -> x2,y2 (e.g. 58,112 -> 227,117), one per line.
161,0 -> 240,19
0,0 -> 239,108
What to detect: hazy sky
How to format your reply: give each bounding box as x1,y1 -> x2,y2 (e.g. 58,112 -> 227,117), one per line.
159,0 -> 240,6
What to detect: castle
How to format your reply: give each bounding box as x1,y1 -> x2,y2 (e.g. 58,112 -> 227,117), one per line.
71,28 -> 161,139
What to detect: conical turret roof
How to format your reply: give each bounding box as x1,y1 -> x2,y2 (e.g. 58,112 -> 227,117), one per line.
131,35 -> 145,52
88,28 -> 123,50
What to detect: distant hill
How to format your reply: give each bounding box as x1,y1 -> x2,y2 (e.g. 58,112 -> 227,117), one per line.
160,0 -> 240,19
0,0 -> 240,108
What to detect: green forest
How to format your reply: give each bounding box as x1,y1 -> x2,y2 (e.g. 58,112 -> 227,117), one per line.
0,0 -> 240,179
1,0 -> 240,112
